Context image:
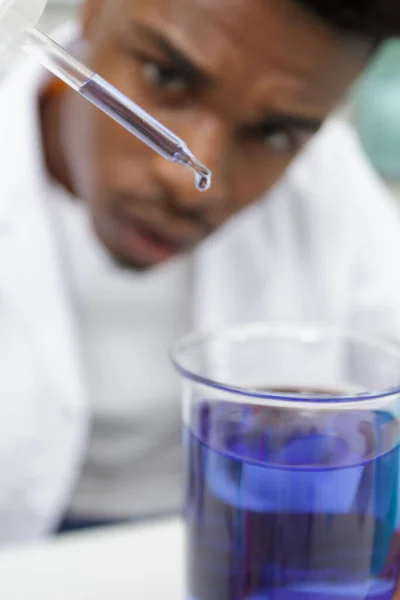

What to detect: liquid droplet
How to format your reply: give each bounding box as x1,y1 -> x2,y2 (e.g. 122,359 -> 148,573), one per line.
195,172 -> 211,192
174,147 -> 211,191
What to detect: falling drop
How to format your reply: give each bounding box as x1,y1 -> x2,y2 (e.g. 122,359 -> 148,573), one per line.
173,147 -> 212,191
195,171 -> 212,192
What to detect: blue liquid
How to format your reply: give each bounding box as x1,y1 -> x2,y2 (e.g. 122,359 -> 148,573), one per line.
185,402 -> 400,600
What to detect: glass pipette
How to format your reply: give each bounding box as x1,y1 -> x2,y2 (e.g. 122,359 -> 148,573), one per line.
21,27 -> 211,192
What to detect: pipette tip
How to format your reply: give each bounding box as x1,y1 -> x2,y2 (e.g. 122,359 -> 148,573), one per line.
174,148 -> 212,192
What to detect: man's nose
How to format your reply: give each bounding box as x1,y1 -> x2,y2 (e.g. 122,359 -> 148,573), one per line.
151,115 -> 229,213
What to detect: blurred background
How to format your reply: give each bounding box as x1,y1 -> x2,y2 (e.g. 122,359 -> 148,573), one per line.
38,0 -> 78,32
26,0 -> 400,204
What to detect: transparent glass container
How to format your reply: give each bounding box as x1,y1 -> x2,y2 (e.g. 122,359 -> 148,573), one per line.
173,322 -> 400,600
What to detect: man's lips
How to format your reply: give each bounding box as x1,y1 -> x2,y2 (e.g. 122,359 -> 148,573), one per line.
117,214 -> 198,263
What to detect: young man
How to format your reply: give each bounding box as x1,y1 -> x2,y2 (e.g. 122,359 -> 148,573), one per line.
0,0 -> 399,543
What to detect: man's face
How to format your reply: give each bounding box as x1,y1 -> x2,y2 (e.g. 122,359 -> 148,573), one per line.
59,0 -> 371,268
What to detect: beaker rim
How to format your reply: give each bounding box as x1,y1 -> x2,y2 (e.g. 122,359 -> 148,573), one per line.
171,321 -> 400,409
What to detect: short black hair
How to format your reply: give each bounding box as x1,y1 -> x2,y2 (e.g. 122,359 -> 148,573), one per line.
294,0 -> 400,39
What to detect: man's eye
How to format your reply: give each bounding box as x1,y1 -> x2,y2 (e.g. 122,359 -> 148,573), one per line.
142,61 -> 187,93
260,126 -> 295,153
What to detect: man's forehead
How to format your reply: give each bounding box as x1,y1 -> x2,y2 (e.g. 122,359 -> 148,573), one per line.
114,0 -> 352,75
103,0 -> 370,115
119,0 -> 333,54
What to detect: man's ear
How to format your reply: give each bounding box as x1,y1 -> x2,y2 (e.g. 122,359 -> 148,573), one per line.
80,0 -> 105,39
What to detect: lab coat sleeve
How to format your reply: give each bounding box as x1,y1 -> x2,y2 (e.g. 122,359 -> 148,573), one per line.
0,307 -> 85,544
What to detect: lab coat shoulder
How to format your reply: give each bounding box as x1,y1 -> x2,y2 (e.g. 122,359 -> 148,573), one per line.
285,118 -> 400,338
194,117 -> 400,338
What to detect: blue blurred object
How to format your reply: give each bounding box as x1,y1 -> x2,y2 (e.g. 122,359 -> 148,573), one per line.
353,39 -> 400,181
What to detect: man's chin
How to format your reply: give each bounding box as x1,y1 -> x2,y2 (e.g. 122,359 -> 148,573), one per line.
105,242 -> 176,272
106,248 -> 161,271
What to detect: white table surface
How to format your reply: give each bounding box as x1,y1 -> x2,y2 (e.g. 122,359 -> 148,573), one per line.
0,518 -> 183,600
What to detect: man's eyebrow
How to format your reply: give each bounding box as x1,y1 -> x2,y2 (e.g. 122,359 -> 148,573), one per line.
256,114 -> 323,132
131,24 -> 213,87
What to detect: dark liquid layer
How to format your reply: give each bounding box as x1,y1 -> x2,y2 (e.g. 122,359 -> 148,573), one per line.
185,397 -> 400,600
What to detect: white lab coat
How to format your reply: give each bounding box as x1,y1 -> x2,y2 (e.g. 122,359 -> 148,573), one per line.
1,33 -> 400,543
